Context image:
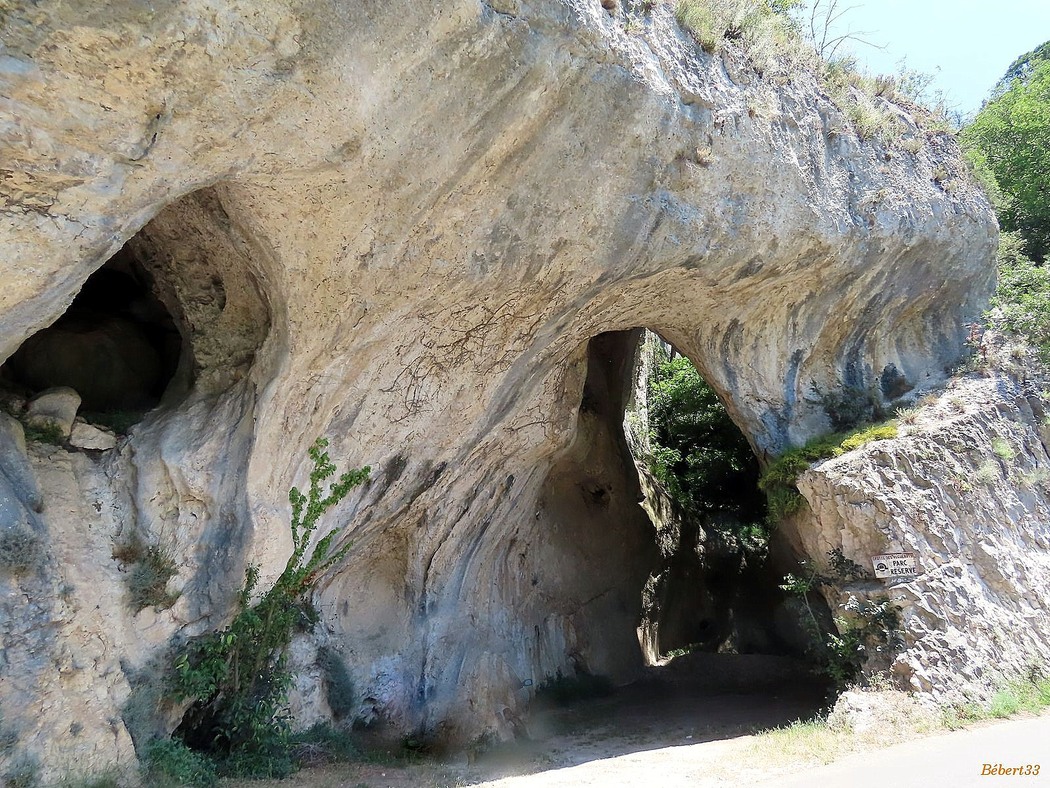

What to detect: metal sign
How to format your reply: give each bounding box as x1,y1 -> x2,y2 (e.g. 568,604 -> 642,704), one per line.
872,552 -> 921,579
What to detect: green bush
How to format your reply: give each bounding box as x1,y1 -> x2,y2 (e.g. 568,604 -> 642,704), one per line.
990,437 -> 1016,460
57,773 -> 123,788
760,421 -> 897,523
674,0 -> 801,54
825,594 -> 903,688
79,411 -> 141,436
837,423 -> 898,453
943,666 -> 1050,727
170,438 -> 370,778
142,739 -> 217,788
113,535 -> 179,612
780,551 -> 900,687
811,382 -> 885,431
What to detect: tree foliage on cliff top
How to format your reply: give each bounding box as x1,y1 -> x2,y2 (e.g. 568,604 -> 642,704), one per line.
961,41 -> 1050,359
989,231 -> 1050,360
962,43 -> 1050,262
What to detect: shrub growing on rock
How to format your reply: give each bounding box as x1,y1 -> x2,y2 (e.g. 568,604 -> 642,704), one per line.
127,547 -> 180,613
112,534 -> 179,613
780,549 -> 902,687
169,438 -> 370,778
759,421 -> 898,523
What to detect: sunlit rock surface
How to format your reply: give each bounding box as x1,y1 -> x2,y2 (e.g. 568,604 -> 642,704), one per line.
0,0 -> 998,779
794,366 -> 1050,702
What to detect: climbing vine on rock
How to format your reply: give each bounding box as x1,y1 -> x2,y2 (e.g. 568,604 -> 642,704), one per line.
168,438 -> 370,777
780,548 -> 903,688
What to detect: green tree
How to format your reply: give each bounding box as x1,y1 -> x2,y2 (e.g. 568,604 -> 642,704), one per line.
647,353 -> 765,527
993,41 -> 1050,97
962,44 -> 1050,261
990,231 -> 1050,360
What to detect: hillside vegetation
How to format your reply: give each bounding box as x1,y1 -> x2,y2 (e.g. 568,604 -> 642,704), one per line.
963,40 -> 1050,352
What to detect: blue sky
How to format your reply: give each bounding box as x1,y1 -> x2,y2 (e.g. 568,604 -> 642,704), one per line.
803,0 -> 1050,117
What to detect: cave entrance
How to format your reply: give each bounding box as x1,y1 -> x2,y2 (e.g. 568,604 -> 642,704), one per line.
0,243 -> 187,422
527,328 -> 828,756
627,329 -> 800,665
2,187 -> 271,436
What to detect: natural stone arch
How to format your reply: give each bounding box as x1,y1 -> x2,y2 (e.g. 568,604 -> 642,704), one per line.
0,0 -> 1002,778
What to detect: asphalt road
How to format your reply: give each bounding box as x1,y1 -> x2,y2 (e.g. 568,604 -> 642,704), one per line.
762,714 -> 1049,788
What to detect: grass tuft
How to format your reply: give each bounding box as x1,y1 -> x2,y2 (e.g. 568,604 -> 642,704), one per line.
127,547 -> 180,612
113,534 -> 179,613
748,668 -> 1050,776
760,422 -> 898,523
21,422 -> 65,446
943,670 -> 1050,728
990,436 -> 1017,460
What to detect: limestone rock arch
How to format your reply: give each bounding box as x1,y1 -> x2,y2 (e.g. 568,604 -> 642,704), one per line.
0,0 -> 996,776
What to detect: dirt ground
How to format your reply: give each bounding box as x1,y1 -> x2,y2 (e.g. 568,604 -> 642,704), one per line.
226,654 -> 833,788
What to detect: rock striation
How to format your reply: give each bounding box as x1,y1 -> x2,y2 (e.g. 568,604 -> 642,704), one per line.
793,360 -> 1050,702
0,0 -> 1004,780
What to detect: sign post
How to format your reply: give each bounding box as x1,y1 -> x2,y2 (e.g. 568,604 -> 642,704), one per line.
871,552 -> 921,579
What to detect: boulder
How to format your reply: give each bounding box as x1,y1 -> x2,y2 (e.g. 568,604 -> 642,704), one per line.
69,421 -> 118,451
25,387 -> 81,439
795,373 -> 1050,704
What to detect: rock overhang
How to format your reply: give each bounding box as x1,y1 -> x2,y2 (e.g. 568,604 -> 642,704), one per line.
0,0 -> 1001,770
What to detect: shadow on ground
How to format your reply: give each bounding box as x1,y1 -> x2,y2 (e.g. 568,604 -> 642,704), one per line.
467,653 -> 830,783
223,653 -> 829,788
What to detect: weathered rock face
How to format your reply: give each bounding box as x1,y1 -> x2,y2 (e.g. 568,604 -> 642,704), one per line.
0,0 -> 999,779
792,363 -> 1050,702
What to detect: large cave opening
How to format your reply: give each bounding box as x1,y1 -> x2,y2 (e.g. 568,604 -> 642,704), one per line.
0,187 -> 271,437
524,328 -> 830,760
627,330 -> 808,664
0,244 -> 188,420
